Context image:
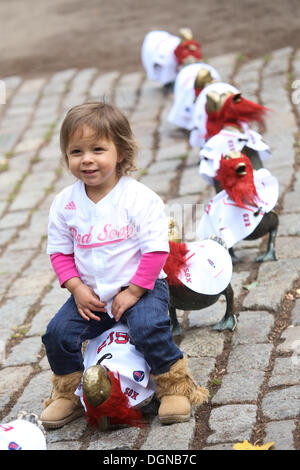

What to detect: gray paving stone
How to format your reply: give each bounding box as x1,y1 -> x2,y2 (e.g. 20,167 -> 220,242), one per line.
262,386 -> 300,420
0,340 -> 5,365
262,47 -> 293,78
141,416 -> 196,450
140,172 -> 173,195
0,366 -> 33,406
115,72 -> 143,112
6,370 -> 51,419
136,148 -> 153,171
0,228 -> 16,247
138,80 -> 163,109
0,295 -> 37,346
276,237 -> 300,260
47,440 -> 83,450
243,259 -> 300,311
188,301 -> 228,330
188,356 -> 216,387
277,325 -> 300,354
207,404 -> 257,444
16,78 -> 46,95
6,270 -> 54,297
69,68 -> 97,94
208,53 -> 237,82
0,131 -> 20,152
155,142 -> 188,162
45,416 -> 87,445
26,304 -> 56,337
48,69 -> 77,84
88,426 -> 140,450
178,166 -> 208,196
0,394 -> 10,410
0,273 -> 15,299
9,189 -> 46,211
4,336 -> 43,367
231,311 -> 274,346
146,157 -> 181,175
62,93 -> 87,111
88,71 -> 120,102
180,328 -> 225,358
0,211 -> 28,230
278,213 -> 300,236
291,299 -> 300,325
40,282 -> 70,308
227,343 -> 273,373
2,75 -> 22,90
231,270 -> 252,297
204,442 -> 235,450
185,147 -> 201,167
264,420 -> 296,450
211,370 -> 265,404
282,191 -> 300,213
270,356 -> 300,387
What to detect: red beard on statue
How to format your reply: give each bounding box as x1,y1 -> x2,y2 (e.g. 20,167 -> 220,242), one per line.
206,95 -> 269,140
174,40 -> 202,66
83,370 -> 144,429
216,153 -> 260,209
164,241 -> 189,286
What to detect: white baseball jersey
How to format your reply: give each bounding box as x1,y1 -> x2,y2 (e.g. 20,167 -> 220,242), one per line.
199,124 -> 272,184
168,63 -> 221,130
47,176 -> 169,318
189,82 -> 240,148
197,169 -> 279,247
141,30 -> 180,85
75,324 -> 155,408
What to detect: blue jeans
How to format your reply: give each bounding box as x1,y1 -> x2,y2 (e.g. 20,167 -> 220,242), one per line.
42,279 -> 182,376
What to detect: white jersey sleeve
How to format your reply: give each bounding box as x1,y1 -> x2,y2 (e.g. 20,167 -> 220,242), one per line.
47,187 -> 75,255
128,181 -> 170,255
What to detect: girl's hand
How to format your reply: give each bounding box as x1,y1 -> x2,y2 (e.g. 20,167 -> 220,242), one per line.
111,283 -> 146,322
64,277 -> 107,321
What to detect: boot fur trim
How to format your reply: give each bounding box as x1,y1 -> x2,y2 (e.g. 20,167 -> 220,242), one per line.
152,357 -> 208,406
44,371 -> 82,408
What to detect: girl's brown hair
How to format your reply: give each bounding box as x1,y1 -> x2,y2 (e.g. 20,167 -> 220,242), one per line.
60,102 -> 138,175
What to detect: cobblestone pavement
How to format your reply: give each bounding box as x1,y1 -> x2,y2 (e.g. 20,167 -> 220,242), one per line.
1,47 -> 300,451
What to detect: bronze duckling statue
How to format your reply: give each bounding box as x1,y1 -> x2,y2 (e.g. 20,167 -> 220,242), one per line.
166,218 -> 237,336
197,151 -> 279,265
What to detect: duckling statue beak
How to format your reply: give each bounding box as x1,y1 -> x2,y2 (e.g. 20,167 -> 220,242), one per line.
83,365 -> 112,408
82,364 -> 144,431
82,364 -> 112,430
235,162 -> 247,176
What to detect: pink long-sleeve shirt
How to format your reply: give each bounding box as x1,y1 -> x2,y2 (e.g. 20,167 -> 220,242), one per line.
50,251 -> 169,291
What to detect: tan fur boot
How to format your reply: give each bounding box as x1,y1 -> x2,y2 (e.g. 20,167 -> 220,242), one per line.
153,357 -> 208,424
40,371 -> 84,429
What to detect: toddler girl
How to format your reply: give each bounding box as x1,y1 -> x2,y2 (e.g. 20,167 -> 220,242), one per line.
40,102 -> 208,429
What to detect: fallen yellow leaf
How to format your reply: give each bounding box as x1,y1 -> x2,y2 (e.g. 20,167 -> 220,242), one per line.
233,440 -> 274,450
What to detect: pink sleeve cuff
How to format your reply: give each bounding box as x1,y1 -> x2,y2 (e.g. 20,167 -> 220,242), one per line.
50,253 -> 80,287
130,251 -> 169,290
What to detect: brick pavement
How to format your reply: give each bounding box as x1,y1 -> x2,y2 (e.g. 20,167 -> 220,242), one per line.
0,47 -> 300,451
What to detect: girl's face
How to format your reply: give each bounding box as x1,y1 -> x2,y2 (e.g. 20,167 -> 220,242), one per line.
66,125 -> 122,202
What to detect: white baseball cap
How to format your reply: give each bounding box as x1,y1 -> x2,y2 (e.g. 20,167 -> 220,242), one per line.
177,239 -> 233,295
0,419 -> 47,450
